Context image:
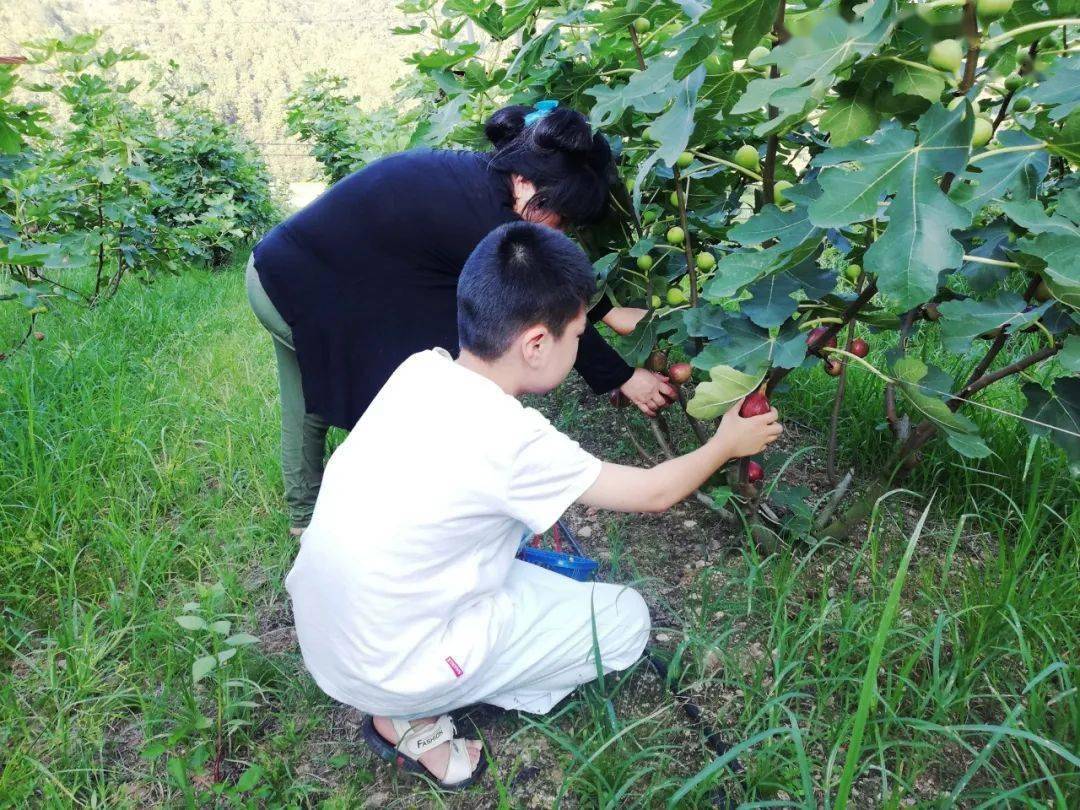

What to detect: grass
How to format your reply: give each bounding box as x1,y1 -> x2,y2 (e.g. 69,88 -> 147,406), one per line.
0,255 -> 1077,806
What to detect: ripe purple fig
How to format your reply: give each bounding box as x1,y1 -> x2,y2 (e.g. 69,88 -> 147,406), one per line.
850,338 -> 869,358
747,461 -> 764,483
740,390 -> 770,418
825,359 -> 843,377
807,326 -> 838,355
668,363 -> 693,384
646,350 -> 668,373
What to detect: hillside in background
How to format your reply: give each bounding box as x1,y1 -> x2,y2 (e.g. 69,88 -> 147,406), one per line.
1,0 -> 415,182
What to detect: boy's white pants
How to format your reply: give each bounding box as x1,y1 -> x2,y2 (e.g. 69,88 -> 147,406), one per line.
416,560 -> 651,717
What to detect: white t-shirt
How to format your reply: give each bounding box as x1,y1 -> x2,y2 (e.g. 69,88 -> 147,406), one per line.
285,348 -> 602,716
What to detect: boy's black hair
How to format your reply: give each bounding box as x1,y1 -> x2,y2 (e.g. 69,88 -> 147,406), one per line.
485,105 -> 615,227
457,221 -> 596,360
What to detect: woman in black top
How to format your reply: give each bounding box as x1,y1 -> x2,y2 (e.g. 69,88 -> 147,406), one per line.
247,103 -> 674,533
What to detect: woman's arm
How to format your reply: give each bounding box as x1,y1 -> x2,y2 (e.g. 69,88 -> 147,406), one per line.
601,307 -> 648,336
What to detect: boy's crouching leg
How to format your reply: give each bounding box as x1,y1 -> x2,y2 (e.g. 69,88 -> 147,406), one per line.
594,583 -> 651,672
477,563 -> 652,714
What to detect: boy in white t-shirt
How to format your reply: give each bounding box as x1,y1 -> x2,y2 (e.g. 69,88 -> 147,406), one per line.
285,222 -> 782,790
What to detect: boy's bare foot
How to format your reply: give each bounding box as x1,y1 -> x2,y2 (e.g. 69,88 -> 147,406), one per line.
372,715 -> 483,780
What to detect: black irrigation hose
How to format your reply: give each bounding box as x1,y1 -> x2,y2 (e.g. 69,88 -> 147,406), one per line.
644,649 -> 744,808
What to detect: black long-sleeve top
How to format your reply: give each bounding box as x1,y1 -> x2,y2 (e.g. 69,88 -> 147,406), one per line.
252,148 -> 633,429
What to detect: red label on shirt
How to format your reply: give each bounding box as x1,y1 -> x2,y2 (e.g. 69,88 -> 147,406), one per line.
445,656 -> 463,677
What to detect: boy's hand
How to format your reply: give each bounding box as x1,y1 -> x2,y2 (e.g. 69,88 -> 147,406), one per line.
620,368 -> 677,417
714,397 -> 783,457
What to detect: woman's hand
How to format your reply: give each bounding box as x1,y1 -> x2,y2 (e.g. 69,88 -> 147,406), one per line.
620,368 -> 677,417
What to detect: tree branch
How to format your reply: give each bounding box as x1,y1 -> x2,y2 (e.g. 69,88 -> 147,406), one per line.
624,421 -> 658,466
628,25 -> 647,71
960,0 -> 981,93
676,385 -> 711,446
648,418 -> 676,459
758,1 -> 789,212
672,166 -> 698,309
886,308 -> 919,436
764,280 -> 878,396
960,330 -> 1008,399
951,342 -> 1062,407
826,318 -> 857,484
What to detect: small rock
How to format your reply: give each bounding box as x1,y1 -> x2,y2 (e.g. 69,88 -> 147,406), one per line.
655,632 -> 671,643
694,559 -> 706,569
683,520 -> 697,528
585,507 -> 599,517
577,525 -> 593,539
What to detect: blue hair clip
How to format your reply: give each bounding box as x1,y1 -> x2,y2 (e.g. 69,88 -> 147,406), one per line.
523,99 -> 559,127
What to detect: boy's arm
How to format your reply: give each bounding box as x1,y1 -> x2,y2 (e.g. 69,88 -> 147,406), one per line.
578,399 -> 782,513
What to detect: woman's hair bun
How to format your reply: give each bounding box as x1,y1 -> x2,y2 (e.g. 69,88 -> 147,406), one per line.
484,105 -> 531,149
485,103 -> 615,226
531,107 -> 594,154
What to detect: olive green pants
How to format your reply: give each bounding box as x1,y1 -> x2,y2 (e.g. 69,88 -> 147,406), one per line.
246,255 -> 329,529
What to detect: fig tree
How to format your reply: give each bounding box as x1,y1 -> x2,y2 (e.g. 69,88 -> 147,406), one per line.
696,251 -> 715,271
1012,95 -> 1031,112
1004,73 -> 1024,92
651,294 -> 662,309
668,362 -> 692,384
917,2 -> 962,23
1034,279 -> 1053,303
844,263 -> 861,282
704,54 -> 724,75
807,326 -> 838,354
670,190 -> 680,207
850,338 -> 869,358
746,461 -> 764,483
929,39 -> 963,73
633,17 -> 651,34
747,45 -> 771,68
646,350 -> 668,373
666,226 -> 685,245
971,116 -> 993,148
637,254 -> 654,271
923,302 -> 941,321
976,0 -> 1013,21
676,151 -> 693,169
739,390 -> 770,418
734,144 -> 760,172
642,209 -> 657,224
773,179 -> 793,206
666,287 -> 687,306
643,126 -> 657,142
